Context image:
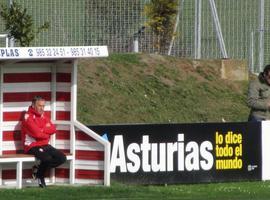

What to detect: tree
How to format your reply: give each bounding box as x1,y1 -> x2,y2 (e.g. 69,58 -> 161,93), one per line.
144,0 -> 178,53
0,2 -> 49,47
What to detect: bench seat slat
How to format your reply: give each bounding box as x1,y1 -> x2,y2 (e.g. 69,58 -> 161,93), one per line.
0,154 -> 34,158
0,153 -> 73,163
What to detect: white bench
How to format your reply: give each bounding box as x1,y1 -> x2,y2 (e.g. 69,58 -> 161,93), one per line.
0,153 -> 73,188
0,120 -> 110,188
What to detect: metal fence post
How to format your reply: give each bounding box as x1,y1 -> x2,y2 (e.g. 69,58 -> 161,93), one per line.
208,0 -> 228,58
259,0 -> 265,72
249,31 -> 255,73
194,0 -> 202,59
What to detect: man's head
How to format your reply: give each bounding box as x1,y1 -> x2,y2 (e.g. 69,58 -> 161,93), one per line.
263,64 -> 270,85
32,96 -> 46,114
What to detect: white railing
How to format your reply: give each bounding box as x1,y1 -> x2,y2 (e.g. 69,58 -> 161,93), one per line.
73,120 -> 110,186
54,120 -> 111,186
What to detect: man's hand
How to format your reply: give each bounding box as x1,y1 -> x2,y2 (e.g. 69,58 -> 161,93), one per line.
43,121 -> 56,135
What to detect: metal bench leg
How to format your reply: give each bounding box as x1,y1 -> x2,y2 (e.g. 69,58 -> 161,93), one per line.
50,168 -> 55,184
0,165 -> 2,186
16,161 -> 22,189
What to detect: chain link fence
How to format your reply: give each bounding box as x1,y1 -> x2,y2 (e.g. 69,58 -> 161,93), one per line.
0,0 -> 269,72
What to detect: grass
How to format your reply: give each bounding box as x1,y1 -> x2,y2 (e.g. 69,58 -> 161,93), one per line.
1,181 -> 270,200
77,53 -> 250,125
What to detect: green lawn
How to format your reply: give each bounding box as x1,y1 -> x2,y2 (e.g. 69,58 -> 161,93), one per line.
77,54 -> 250,125
1,181 -> 270,200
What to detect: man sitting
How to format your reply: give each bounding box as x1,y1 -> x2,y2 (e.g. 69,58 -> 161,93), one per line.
21,96 -> 66,188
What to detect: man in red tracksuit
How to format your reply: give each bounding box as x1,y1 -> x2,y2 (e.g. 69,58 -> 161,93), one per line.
21,96 -> 66,188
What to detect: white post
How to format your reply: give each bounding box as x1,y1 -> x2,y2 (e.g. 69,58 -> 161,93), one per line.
51,65 -> 57,122
16,161 -> 22,189
70,60 -> 78,184
133,38 -> 139,53
5,37 -> 8,48
69,124 -> 75,184
104,143 -> 111,186
50,65 -> 57,184
194,0 -> 202,59
8,38 -> 15,48
71,60 -> 77,122
208,0 -> 228,58
50,65 -> 56,149
259,0 -> 265,72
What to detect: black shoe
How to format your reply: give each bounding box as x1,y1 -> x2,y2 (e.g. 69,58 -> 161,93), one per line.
37,177 -> 46,188
32,165 -> 38,180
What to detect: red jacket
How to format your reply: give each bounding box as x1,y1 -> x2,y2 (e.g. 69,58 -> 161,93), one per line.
21,106 -> 56,153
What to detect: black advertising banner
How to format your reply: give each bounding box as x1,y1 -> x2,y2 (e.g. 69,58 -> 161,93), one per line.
88,122 -> 262,184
